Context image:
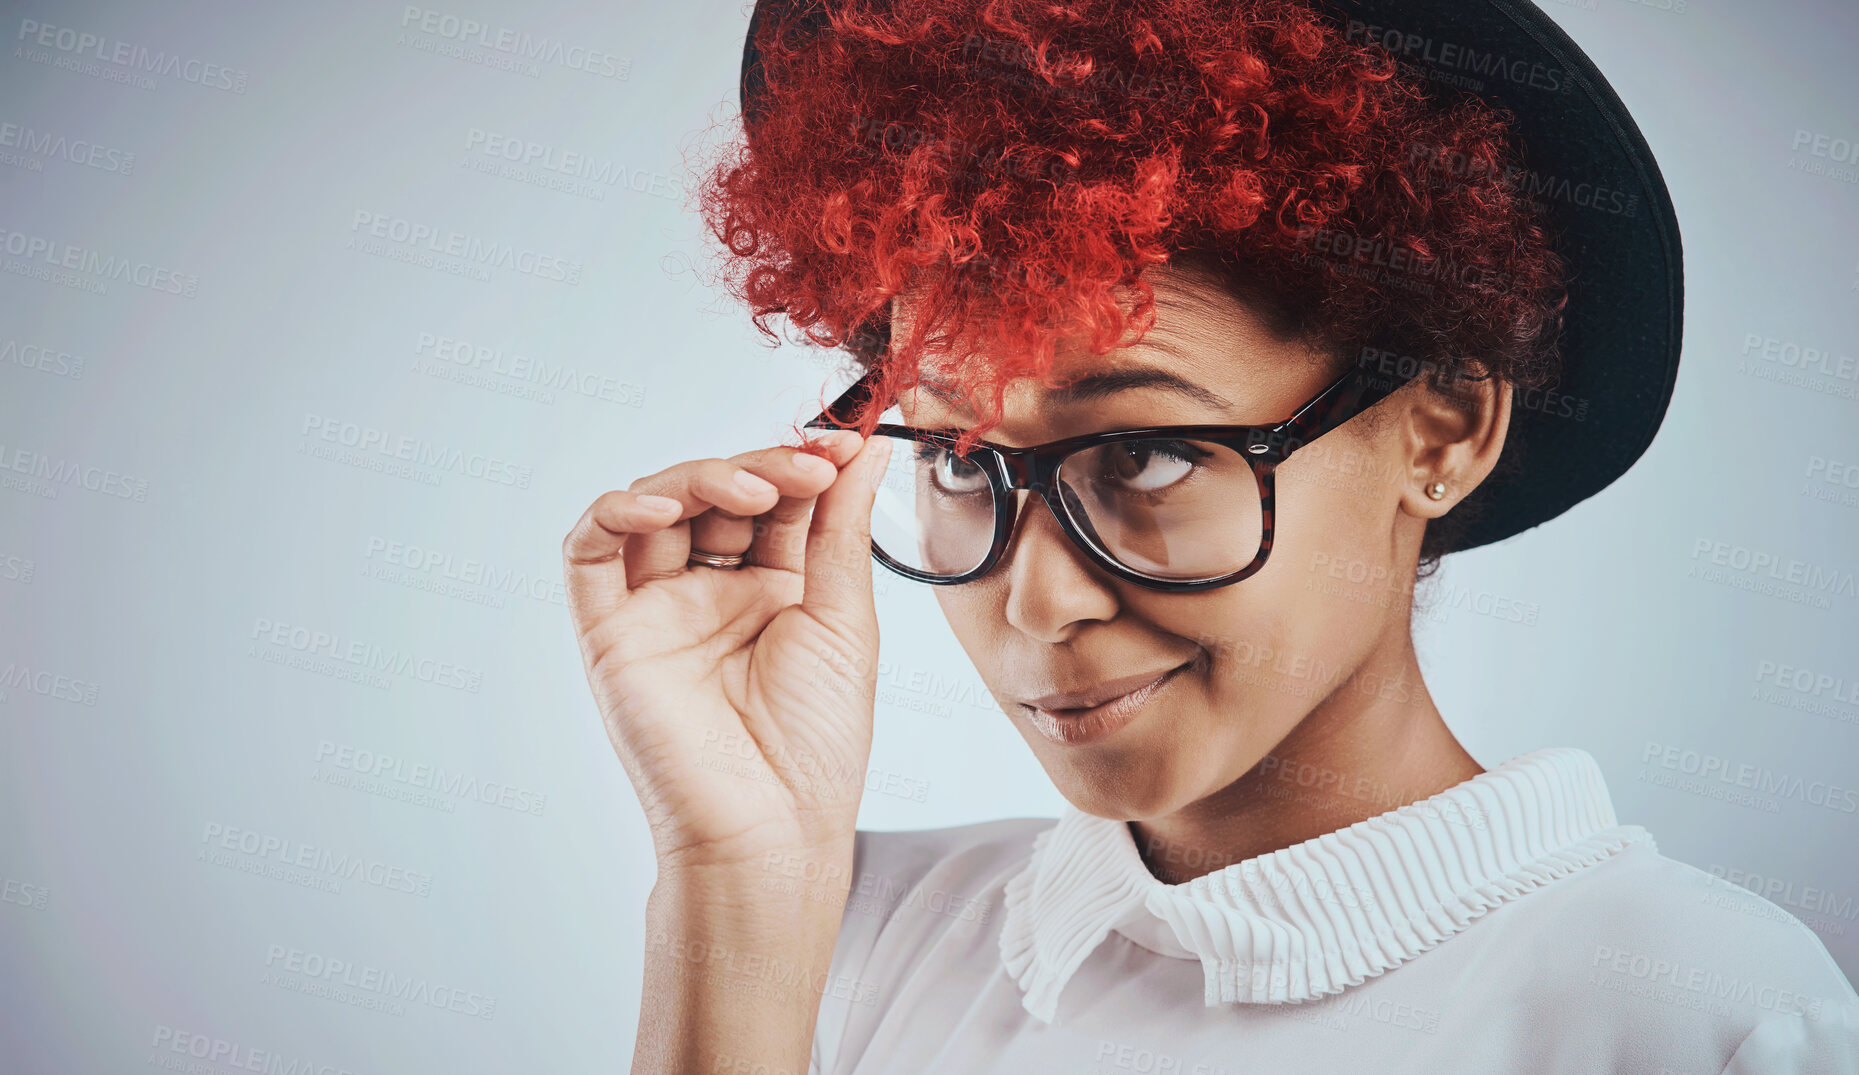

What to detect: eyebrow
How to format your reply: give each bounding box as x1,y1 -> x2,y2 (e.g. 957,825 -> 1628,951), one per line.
918,365 -> 1233,411
1060,365 -> 1235,410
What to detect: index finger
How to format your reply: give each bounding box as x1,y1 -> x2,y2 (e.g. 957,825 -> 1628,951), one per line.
561,489 -> 685,638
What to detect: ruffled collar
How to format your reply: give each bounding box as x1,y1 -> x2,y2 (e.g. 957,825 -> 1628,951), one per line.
997,747 -> 1653,1024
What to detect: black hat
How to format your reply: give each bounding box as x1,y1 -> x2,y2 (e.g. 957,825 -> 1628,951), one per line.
738,0 -> 1683,554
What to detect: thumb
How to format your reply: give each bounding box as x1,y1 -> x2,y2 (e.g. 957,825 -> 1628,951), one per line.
800,433 -> 894,638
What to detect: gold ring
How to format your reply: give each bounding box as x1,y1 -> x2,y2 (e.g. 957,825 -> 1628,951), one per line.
687,548 -> 748,569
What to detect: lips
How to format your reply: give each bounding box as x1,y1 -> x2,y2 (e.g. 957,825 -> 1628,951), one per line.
1025,663 -> 1192,714
1018,657 -> 1197,747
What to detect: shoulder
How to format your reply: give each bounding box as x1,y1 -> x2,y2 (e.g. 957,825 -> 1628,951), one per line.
1479,829 -> 1859,1068
810,818 -> 1054,1074
819,816 -> 1053,966
1550,834 -> 1853,1005
844,816 -> 1055,922
849,815 -> 1058,877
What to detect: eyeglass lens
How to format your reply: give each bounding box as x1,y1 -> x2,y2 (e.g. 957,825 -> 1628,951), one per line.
865,406 -> 1263,582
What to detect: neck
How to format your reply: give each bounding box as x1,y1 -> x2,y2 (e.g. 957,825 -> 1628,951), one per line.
1128,630 -> 1482,886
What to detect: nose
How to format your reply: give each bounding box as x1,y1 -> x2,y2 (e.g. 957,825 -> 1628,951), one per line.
1000,486 -> 1121,643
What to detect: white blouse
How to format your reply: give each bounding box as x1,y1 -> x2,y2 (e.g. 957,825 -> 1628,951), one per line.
807,748 -> 1859,1074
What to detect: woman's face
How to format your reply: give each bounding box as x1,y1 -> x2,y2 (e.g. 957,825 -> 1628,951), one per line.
894,264 -> 1506,821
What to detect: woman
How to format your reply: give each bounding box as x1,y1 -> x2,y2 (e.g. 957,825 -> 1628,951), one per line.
563,0 -> 1859,1071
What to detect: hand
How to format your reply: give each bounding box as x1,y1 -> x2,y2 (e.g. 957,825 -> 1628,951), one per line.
564,429 -> 895,872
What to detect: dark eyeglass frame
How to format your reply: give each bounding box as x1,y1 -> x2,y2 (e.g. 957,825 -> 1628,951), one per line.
802,362 -> 1416,592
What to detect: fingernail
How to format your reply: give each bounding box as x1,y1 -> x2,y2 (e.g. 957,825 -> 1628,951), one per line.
734,470 -> 778,495
637,494 -> 682,514
824,429 -> 863,451
793,453 -> 835,477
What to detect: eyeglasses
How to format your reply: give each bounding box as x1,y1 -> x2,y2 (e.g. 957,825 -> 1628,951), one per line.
802,361 -> 1414,592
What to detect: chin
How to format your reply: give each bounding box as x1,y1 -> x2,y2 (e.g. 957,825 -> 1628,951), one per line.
1041,754 -> 1188,822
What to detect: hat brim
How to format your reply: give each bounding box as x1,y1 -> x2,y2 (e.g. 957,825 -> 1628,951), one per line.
738,0 -> 1684,554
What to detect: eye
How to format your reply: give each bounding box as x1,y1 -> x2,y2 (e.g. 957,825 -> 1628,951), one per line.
1099,440 -> 1209,493
917,444 -> 989,495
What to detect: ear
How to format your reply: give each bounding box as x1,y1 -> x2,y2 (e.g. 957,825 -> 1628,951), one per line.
1396,361 -> 1512,521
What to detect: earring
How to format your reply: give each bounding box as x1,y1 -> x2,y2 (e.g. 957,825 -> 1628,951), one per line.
1426,481 -> 1448,501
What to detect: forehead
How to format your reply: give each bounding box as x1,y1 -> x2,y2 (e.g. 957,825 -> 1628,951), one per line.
891,263 -> 1333,427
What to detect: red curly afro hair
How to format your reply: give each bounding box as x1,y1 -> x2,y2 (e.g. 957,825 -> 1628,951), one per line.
700,0 -> 1569,566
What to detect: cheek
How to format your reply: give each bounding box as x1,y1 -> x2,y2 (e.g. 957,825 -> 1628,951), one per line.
1179,454 -> 1401,704
1255,453 -> 1408,666
1170,580 -> 1302,720
1272,434 -> 1400,586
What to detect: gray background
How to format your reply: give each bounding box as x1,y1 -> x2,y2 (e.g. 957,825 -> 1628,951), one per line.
0,0 -> 1854,1070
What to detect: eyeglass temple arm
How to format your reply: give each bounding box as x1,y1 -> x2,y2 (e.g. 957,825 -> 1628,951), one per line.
1264,364 -> 1416,458
803,365 -> 887,431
